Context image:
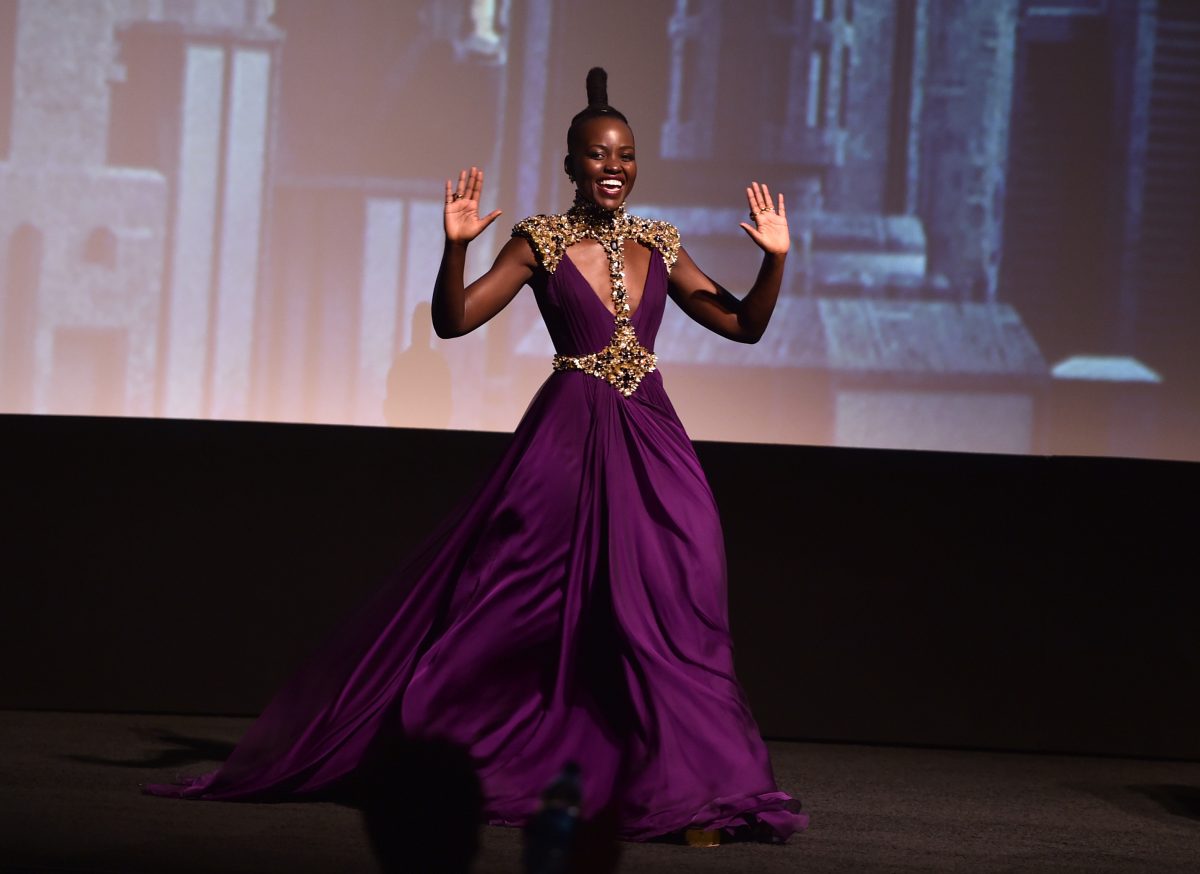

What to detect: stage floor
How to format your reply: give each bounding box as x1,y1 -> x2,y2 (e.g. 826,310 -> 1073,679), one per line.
1,710 -> 1196,873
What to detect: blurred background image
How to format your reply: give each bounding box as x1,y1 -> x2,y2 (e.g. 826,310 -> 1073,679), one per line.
1,0 -> 1196,461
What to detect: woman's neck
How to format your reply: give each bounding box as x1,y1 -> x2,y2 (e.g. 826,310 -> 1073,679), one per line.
566,192 -> 626,227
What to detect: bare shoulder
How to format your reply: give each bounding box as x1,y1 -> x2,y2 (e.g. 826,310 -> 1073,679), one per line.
667,245 -> 710,288
496,233 -> 538,269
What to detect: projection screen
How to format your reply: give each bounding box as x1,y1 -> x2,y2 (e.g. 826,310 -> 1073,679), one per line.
1,0 -> 1197,462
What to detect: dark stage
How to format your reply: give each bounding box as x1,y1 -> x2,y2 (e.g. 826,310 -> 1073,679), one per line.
2,710 -> 1198,872
2,414 -> 1198,871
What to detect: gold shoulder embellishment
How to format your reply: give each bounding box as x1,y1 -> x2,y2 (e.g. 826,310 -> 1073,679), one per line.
632,218 -> 680,273
513,211 -> 680,275
512,214 -> 570,274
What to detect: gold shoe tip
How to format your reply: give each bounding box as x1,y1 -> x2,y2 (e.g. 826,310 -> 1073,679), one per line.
684,828 -> 721,848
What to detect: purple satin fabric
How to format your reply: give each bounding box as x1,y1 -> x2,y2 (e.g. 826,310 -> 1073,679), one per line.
146,247 -> 808,841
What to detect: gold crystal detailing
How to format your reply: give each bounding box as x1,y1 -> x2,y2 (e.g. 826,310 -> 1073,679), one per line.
553,322 -> 657,398
516,196 -> 672,397
511,199 -> 680,276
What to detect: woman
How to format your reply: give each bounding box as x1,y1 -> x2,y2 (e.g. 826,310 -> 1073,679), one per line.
148,68 -> 806,844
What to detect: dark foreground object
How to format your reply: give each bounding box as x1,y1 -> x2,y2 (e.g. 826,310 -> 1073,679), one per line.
2,710 -> 1199,873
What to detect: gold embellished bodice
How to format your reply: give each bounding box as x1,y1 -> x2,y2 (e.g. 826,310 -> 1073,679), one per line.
512,200 -> 680,397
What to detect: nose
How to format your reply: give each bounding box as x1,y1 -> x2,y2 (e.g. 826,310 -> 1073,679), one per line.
603,156 -> 620,173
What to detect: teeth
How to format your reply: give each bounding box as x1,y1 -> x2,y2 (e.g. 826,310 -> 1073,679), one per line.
599,180 -> 622,189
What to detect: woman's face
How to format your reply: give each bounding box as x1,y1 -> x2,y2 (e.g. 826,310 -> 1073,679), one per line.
566,117 -> 637,211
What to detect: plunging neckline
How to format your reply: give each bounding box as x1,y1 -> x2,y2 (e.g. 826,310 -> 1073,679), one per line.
561,246 -> 656,322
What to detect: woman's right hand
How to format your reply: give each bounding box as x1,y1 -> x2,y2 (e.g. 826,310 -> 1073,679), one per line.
444,167 -> 503,244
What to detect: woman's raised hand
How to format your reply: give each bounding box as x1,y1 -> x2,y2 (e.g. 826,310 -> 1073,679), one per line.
738,182 -> 789,256
444,167 -> 503,244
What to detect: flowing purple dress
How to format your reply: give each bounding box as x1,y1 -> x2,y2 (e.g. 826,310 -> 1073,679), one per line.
147,240 -> 807,842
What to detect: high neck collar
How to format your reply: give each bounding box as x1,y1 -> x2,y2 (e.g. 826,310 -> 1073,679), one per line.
566,192 -> 627,228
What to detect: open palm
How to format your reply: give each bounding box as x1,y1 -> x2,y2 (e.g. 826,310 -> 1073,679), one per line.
738,182 -> 789,256
444,166 -> 503,244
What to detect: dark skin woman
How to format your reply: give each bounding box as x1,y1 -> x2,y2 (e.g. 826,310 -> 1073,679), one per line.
421,98 -> 808,846
141,68 -> 807,849
432,115 -> 789,343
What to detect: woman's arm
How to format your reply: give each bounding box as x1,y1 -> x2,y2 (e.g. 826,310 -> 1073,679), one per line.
666,182 -> 788,344
432,167 -> 536,339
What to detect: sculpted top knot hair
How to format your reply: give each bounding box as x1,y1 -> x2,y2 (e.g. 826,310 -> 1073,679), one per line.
567,67 -> 630,153
585,67 -> 611,108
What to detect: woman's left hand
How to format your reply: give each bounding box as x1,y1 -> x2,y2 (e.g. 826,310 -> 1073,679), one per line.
739,182 -> 789,256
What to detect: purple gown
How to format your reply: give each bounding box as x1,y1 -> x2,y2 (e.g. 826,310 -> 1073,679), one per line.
147,243 -> 808,842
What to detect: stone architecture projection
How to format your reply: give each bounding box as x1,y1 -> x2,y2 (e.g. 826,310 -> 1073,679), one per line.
0,0 -> 1195,461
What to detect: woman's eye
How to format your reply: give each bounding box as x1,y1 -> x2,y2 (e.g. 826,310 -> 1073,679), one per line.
622,154 -> 635,161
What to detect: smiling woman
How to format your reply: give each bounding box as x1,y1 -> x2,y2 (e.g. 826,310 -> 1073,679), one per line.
147,67 -> 804,847
564,68 -> 638,208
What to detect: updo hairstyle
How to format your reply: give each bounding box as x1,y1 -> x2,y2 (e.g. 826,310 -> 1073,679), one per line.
565,68 -> 631,180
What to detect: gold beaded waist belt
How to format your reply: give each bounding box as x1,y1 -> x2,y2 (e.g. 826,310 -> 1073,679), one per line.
552,323 -> 657,397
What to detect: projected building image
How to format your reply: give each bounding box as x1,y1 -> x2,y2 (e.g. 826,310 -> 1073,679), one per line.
0,0 -> 1196,462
